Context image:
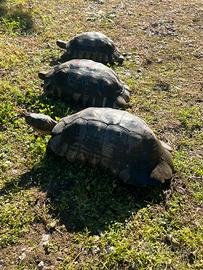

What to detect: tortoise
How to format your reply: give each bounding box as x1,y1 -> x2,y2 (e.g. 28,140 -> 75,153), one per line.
25,107 -> 174,186
56,31 -> 124,65
38,59 -> 131,108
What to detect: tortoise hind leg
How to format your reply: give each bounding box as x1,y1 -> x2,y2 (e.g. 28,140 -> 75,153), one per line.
114,96 -> 127,108
150,160 -> 173,183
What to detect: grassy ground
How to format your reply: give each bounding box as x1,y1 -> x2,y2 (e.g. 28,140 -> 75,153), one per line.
0,0 -> 202,269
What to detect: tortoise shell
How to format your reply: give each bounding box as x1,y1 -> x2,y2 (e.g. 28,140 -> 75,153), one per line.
39,59 -> 130,108
48,107 -> 173,186
56,32 -> 124,65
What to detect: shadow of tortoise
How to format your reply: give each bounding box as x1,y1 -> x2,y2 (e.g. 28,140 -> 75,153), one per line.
0,153 -> 170,234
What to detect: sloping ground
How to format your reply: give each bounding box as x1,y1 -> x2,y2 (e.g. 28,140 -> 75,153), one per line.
0,0 -> 202,269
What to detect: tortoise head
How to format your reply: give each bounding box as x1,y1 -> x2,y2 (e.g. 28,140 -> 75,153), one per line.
38,70 -> 57,97
38,71 -> 47,80
56,39 -> 68,49
25,113 -> 58,134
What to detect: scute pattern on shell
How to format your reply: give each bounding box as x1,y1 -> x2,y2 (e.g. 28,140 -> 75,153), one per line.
48,108 -> 172,186
40,59 -> 130,108
57,32 -> 124,64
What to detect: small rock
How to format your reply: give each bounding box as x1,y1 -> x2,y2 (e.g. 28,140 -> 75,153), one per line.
0,259 -> 5,268
94,235 -> 100,241
96,0 -> 105,3
47,43 -> 54,48
144,58 -> 153,65
137,68 -> 143,73
193,52 -> 203,59
39,234 -> 50,247
156,58 -> 163,63
4,161 -> 12,166
151,22 -> 158,28
47,220 -> 57,230
92,247 -> 100,254
125,71 -> 132,77
38,261 -> 45,269
126,55 -> 132,60
106,246 -> 115,253
19,252 -> 26,261
188,252 -> 196,264
166,234 -> 179,246
11,169 -> 19,175
176,187 -> 186,194
154,81 -> 170,91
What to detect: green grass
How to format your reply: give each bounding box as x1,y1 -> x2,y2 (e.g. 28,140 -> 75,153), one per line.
0,0 -> 203,269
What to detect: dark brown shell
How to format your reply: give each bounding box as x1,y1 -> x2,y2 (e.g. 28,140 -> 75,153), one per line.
48,108 -> 173,186
39,59 -> 130,108
57,32 -> 124,64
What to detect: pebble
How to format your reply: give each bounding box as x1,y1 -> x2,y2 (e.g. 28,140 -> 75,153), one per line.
0,260 -> 4,268
137,68 -> 143,73
106,246 -> 115,253
92,247 -> 100,254
39,234 -> 50,247
47,220 -> 57,230
38,261 -> 45,269
19,252 -> 26,261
